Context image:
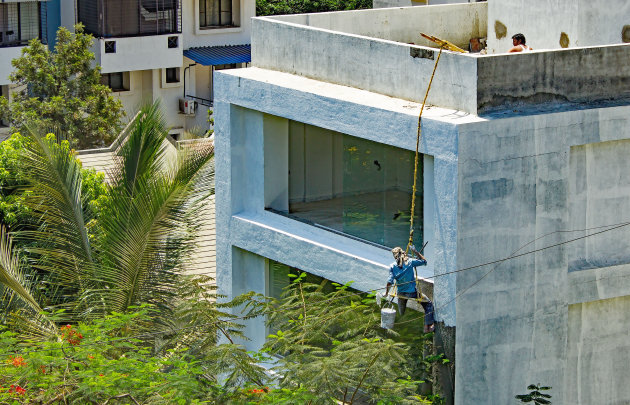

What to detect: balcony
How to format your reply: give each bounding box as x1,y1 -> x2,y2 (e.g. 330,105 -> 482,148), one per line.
77,0 -> 181,38
77,0 -> 183,72
252,2 -> 630,114
0,1 -> 47,85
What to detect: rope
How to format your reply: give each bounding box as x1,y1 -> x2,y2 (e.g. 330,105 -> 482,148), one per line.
406,46 -> 444,255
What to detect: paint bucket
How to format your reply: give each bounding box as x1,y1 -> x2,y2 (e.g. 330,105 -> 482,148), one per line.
380,305 -> 397,329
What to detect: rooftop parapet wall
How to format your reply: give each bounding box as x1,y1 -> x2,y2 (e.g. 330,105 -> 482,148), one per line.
252,5 -> 630,115
477,44 -> 630,113
252,4 -> 483,113
268,2 -> 487,50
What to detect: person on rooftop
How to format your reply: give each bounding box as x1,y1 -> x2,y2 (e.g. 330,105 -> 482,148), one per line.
509,33 -> 533,53
385,246 -> 435,333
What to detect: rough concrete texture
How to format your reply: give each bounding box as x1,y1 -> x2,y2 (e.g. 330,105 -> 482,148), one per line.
253,6 -> 630,115
477,44 -> 630,113
487,0 -> 630,53
373,0 -> 428,7
566,296 -> 630,404
456,105 -> 630,404
252,5 -> 483,113
268,2 -> 486,48
213,67 -> 476,349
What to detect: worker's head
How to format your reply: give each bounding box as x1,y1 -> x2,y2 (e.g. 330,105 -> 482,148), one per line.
392,247 -> 407,267
512,33 -> 526,46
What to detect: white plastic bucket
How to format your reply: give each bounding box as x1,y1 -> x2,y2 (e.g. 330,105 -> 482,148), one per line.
381,307 -> 397,329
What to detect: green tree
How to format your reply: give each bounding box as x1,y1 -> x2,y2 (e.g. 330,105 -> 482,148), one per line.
0,103 -> 214,329
0,25 -> 124,150
256,0 -> 372,16
0,133 -> 108,233
245,272 -> 434,404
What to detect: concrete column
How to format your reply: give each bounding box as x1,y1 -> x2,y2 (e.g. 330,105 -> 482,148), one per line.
232,247 -> 268,351
263,115 -> 289,212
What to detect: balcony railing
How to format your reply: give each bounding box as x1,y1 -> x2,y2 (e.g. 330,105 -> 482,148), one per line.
77,0 -> 182,38
0,2 -> 47,48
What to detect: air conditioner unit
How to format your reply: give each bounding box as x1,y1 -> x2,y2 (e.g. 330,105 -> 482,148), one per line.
179,98 -> 196,115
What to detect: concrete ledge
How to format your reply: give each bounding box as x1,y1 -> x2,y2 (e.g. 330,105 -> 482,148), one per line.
478,44 -> 630,114
568,263 -> 630,305
252,7 -> 480,113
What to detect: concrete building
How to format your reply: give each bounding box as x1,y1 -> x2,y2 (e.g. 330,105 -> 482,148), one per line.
0,0 -> 51,138
61,0 -> 256,138
214,1 -> 630,404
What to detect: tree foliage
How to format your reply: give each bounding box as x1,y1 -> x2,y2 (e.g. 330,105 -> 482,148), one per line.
516,384 -> 552,404
245,272 -> 435,404
0,133 -> 108,233
256,0 -> 372,16
0,25 -> 124,149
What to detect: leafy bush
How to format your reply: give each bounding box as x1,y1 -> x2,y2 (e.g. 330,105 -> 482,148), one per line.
0,307 -> 229,404
245,272 -> 435,404
257,0 -> 372,16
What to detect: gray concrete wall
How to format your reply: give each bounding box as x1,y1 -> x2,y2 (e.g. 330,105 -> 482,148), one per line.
252,6 -> 481,113
455,104 -> 630,405
270,2 -> 486,48
214,67 -> 472,354
487,0 -> 630,53
476,44 -> 630,113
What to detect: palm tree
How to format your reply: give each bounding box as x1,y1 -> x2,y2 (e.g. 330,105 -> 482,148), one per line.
0,102 -> 215,335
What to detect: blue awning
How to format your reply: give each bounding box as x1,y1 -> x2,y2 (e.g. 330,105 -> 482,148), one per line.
184,44 -> 251,66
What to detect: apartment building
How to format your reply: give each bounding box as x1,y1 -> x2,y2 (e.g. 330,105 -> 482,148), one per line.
0,0 -> 50,138
63,0 -> 255,137
214,1 -> 630,404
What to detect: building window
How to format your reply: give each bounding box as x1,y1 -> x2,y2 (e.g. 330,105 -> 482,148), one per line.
199,0 -> 236,28
104,41 -> 116,53
0,2 -> 43,47
165,67 -> 180,83
284,122 -> 423,249
100,72 -> 130,92
167,35 -> 179,48
77,0 -> 182,38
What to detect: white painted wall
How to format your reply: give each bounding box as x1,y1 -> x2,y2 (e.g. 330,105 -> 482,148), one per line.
94,35 -> 183,73
0,46 -> 24,85
181,0 -> 255,48
487,0 -> 630,53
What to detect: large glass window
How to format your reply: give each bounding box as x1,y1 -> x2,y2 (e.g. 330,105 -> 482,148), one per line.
199,0 -> 235,28
0,2 -> 42,47
286,123 -> 422,249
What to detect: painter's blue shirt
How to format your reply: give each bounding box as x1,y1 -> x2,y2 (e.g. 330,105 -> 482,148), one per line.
388,258 -> 427,293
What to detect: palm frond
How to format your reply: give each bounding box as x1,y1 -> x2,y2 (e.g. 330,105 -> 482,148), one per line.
88,104 -> 215,317
18,125 -> 94,271
0,227 -> 42,314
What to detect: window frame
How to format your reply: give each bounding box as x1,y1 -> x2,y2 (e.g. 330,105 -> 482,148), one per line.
198,0 -> 238,30
101,72 -> 130,92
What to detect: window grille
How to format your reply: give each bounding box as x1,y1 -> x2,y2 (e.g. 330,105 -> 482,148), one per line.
0,2 -> 47,48
104,40 -> 116,53
77,0 -> 182,38
199,0 -> 234,28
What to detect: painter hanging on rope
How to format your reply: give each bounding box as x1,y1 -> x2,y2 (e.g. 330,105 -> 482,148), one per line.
385,246 -> 435,333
